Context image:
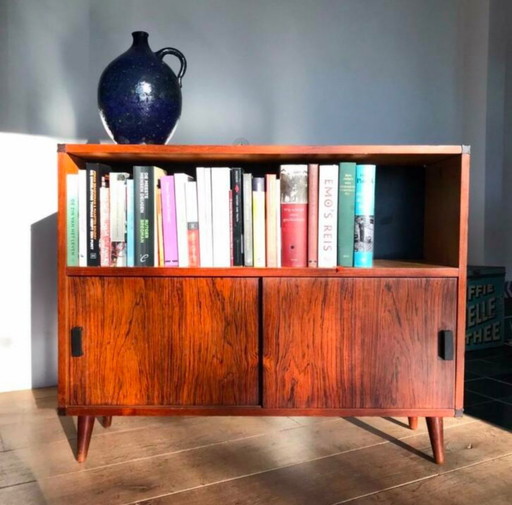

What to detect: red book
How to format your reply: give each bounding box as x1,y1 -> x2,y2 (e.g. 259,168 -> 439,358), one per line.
307,164 -> 319,267
280,165 -> 308,267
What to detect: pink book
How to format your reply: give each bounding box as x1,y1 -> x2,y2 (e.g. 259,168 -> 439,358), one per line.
99,176 -> 111,266
160,175 -> 179,267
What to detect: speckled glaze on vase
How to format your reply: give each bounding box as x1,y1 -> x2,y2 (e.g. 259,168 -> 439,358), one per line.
98,31 -> 187,144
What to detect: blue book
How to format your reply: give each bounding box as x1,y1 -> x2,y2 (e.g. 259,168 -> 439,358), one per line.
354,165 -> 376,267
126,179 -> 135,267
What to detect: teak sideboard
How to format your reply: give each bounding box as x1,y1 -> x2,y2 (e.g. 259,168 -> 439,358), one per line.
57,144 -> 469,464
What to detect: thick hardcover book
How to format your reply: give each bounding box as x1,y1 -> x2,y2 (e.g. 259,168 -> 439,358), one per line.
110,172 -> 130,267
230,168 -> 244,266
134,166 -> 154,266
242,173 -> 254,266
126,179 -> 135,267
307,164 -> 319,267
354,164 -> 376,268
160,175 -> 179,267
211,167 -> 231,267
185,181 -> 200,267
337,162 -> 356,267
99,175 -> 111,266
196,167 -> 213,267
317,165 -> 339,268
86,163 -> 108,266
174,173 -> 193,267
78,170 -> 87,266
265,174 -> 278,267
280,164 -> 308,267
252,177 -> 266,267
66,174 -> 79,266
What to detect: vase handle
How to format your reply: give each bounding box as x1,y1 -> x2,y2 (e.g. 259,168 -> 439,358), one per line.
155,47 -> 187,87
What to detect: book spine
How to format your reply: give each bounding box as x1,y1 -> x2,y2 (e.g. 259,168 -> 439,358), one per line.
252,177 -> 266,267
66,174 -> 79,266
280,164 -> 308,267
99,176 -> 111,266
78,170 -> 87,266
354,164 -> 376,268
242,173 -> 254,266
186,181 -> 200,267
337,162 -> 357,267
160,175 -> 179,267
317,165 -> 339,268
265,174 -> 277,267
307,164 -> 319,267
126,179 -> 135,267
196,167 -> 213,267
211,167 -> 231,267
275,179 -> 281,267
134,166 -> 154,266
110,172 -> 129,267
86,163 -> 101,266
230,168 -> 244,266
156,186 -> 164,266
174,173 -> 192,267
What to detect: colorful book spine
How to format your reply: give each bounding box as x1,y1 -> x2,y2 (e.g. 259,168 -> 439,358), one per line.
196,167 -> 213,267
280,164 -> 308,267
337,162 -> 357,267
153,168 -> 167,265
186,181 -> 200,267
354,164 -> 376,268
66,174 -> 79,266
126,179 -> 135,267
317,165 -> 339,268
242,173 -> 254,266
99,175 -> 111,266
252,177 -> 266,267
134,166 -> 154,266
78,170 -> 87,266
275,179 -> 281,267
174,173 -> 193,267
110,172 -> 129,267
230,168 -> 244,266
160,175 -> 179,267
86,163 -> 104,266
265,174 -> 278,267
307,164 -> 319,268
211,167 -> 231,267
156,186 -> 164,266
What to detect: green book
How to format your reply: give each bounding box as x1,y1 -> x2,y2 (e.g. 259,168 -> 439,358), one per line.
337,162 -> 356,266
66,173 -> 79,266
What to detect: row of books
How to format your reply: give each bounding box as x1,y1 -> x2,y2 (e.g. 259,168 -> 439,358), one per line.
66,162 -> 376,268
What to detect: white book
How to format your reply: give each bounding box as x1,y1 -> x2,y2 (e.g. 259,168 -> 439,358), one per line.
252,177 -> 266,267
211,167 -> 231,267
78,170 -> 87,266
275,179 -> 281,267
109,172 -> 130,267
174,173 -> 193,267
242,173 -> 253,266
318,164 -> 339,267
196,167 -> 213,267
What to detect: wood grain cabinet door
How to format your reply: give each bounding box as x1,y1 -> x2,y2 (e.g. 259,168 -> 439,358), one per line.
67,277 -> 259,406
263,278 -> 457,410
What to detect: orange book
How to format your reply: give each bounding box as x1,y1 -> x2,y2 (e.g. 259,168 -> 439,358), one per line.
186,181 -> 200,267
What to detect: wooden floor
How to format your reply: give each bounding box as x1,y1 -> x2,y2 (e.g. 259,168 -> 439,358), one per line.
1,388 -> 512,505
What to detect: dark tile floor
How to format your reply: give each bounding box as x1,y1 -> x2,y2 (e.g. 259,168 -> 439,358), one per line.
464,344 -> 512,430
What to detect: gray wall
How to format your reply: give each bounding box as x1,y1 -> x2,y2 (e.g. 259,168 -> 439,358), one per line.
0,0 -> 510,390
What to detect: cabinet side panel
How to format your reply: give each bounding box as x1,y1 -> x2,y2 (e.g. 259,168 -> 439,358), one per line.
263,278 -> 354,408
424,156 -> 462,267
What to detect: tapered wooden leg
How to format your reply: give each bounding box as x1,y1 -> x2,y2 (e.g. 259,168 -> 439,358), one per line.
77,415 -> 95,463
100,416 -> 113,428
408,417 -> 418,430
426,416 -> 444,464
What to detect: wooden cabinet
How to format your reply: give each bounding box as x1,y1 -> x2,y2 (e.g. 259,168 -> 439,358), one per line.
57,144 -> 469,465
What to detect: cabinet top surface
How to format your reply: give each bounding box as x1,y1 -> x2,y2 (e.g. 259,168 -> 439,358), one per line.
59,144 -> 468,164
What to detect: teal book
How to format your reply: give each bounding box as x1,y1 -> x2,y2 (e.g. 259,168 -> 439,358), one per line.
66,174 -> 79,266
337,162 -> 356,266
354,165 -> 376,267
126,179 -> 135,267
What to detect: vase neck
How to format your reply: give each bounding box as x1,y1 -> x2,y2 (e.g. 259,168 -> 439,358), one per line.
131,31 -> 150,50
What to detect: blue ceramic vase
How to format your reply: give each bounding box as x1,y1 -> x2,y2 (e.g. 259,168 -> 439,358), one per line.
98,31 -> 187,144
